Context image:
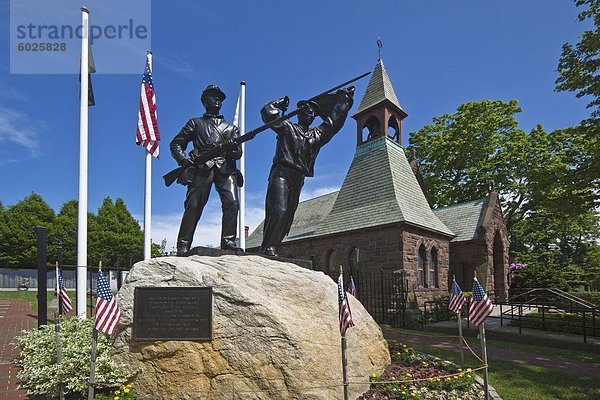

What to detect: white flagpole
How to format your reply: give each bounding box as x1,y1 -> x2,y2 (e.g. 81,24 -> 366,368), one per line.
143,51 -> 153,260
479,323 -> 490,400
239,81 -> 246,251
77,6 -> 90,319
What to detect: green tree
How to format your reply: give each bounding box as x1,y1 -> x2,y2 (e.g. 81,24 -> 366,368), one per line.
89,197 -> 144,268
0,193 -> 55,268
407,99 -> 530,233
556,0 -> 600,120
48,200 -> 79,266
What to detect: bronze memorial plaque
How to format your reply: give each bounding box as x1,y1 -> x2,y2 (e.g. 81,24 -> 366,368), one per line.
133,287 -> 213,341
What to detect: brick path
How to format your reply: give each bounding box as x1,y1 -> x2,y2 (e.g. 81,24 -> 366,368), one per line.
0,299 -> 35,400
383,327 -> 600,379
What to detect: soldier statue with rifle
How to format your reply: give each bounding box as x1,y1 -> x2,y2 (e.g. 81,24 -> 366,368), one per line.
169,85 -> 242,256
164,73 -> 368,257
259,87 -> 355,256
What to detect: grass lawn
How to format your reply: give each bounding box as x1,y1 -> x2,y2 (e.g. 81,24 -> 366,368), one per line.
0,289 -> 93,314
397,328 -> 600,364
407,342 -> 600,400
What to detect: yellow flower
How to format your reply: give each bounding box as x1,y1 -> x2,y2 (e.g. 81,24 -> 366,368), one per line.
436,378 -> 441,382
467,368 -> 472,372
402,391 -> 406,395
126,384 -> 132,388
467,374 -> 472,378
446,377 -> 451,381
458,368 -> 462,372
124,388 -> 130,393
454,375 -> 459,379
115,390 -> 120,395
370,373 -> 377,379
434,357 -> 440,361
405,373 -> 411,377
390,376 -> 396,381
114,397 -> 120,400
411,393 -> 416,397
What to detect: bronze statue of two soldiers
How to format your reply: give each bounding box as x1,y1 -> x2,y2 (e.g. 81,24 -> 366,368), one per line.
166,76 -> 362,256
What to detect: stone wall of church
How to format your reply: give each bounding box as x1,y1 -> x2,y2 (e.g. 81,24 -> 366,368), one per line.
274,223 -> 451,307
447,196 -> 510,301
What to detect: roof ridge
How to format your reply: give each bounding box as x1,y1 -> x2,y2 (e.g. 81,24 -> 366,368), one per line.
434,198 -> 487,210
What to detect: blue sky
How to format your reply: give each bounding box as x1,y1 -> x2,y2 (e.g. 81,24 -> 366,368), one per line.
0,1 -> 593,252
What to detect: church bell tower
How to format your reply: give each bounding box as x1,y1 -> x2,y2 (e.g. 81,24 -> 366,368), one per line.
352,58 -> 408,146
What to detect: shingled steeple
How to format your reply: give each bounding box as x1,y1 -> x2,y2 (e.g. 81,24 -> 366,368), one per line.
352,59 -> 407,146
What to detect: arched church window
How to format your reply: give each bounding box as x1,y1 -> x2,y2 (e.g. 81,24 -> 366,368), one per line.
418,244 -> 427,287
387,116 -> 399,142
430,247 -> 439,288
327,250 -> 338,274
350,247 -> 360,268
361,116 -> 380,143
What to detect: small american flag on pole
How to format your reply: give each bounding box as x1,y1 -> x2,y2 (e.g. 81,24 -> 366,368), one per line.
57,269 -> 73,314
338,267 -> 355,336
347,275 -> 357,298
469,279 -> 494,326
448,279 -> 465,314
135,52 -> 160,157
94,272 -> 121,335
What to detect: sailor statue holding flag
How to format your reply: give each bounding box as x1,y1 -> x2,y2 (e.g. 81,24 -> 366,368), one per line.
170,85 -> 242,255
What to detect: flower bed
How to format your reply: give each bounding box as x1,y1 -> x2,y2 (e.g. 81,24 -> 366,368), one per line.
358,340 -> 484,400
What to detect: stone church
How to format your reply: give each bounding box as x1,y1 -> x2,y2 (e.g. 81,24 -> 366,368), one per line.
247,59 -> 510,304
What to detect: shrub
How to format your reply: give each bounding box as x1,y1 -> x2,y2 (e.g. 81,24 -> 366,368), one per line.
13,317 -> 137,398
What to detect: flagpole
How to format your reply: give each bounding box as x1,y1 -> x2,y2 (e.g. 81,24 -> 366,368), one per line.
88,262 -> 101,400
239,81 -> 246,251
341,335 -> 349,400
457,312 -> 465,366
77,6 -> 90,319
54,262 -> 65,400
339,265 -> 350,400
453,275 -> 464,366
143,50 -> 153,260
479,324 -> 489,400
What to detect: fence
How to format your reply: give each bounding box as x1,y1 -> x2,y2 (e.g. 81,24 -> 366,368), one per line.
351,269 -> 408,328
423,288 -> 600,343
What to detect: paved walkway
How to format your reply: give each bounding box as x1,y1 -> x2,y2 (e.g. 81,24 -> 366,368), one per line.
382,327 -> 600,379
0,299 -> 35,400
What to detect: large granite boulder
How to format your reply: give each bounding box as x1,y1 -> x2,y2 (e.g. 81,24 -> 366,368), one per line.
113,255 -> 390,400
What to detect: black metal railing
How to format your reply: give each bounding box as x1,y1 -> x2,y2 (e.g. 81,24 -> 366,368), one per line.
350,269 -> 408,328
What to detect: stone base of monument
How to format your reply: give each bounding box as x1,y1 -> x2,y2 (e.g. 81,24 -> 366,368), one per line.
113,255 -> 390,400
186,245 -> 313,269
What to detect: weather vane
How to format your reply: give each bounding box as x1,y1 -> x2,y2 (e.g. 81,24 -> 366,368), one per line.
376,37 -> 383,59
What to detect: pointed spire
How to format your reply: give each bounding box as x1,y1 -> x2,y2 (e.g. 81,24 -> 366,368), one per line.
354,58 -> 406,117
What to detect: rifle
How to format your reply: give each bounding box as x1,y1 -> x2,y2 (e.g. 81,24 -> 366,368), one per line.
163,71 -> 371,187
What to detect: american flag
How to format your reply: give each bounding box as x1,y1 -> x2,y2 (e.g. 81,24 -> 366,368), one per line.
469,279 -> 494,326
448,280 -> 465,314
347,275 -> 357,298
135,53 -> 160,157
338,269 -> 355,336
56,269 -> 73,314
94,272 -> 121,335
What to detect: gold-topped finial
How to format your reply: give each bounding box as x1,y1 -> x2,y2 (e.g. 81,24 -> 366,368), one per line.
98,260 -> 103,271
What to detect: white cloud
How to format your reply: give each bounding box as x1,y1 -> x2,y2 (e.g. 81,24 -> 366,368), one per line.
299,186 -> 340,201
0,106 -> 43,156
146,185 -> 336,253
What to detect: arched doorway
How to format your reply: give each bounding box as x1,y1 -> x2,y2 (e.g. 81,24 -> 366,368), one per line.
493,232 -> 506,300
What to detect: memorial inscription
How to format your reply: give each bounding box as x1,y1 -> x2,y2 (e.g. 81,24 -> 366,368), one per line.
133,287 -> 213,341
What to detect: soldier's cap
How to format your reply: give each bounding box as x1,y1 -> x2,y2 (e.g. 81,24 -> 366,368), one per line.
201,85 -> 226,101
297,100 -> 319,113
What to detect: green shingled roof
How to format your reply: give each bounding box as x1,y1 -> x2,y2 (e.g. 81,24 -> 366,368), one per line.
245,191 -> 339,249
353,59 -> 406,117
315,137 -> 453,237
433,198 -> 487,242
